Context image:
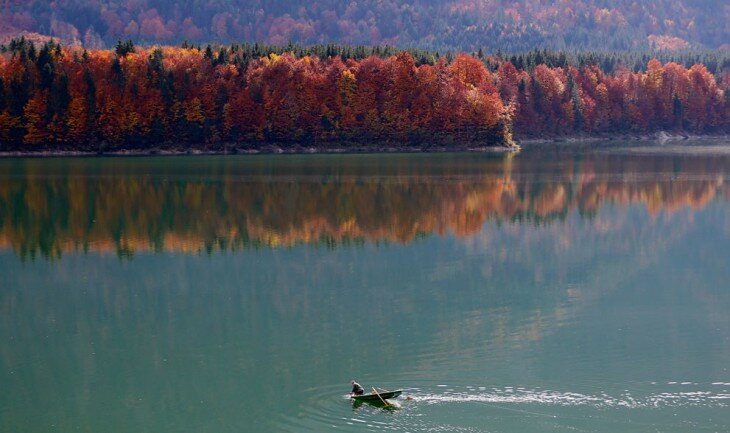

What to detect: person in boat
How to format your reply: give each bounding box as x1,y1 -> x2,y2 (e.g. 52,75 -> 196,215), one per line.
351,380 -> 365,396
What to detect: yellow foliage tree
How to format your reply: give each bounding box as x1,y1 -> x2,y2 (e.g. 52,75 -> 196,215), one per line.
66,96 -> 89,143
23,93 -> 49,145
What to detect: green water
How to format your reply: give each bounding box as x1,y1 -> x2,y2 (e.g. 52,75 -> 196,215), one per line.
1,143 -> 729,432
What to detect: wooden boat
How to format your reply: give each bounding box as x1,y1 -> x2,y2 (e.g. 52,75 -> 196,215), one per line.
350,390 -> 402,402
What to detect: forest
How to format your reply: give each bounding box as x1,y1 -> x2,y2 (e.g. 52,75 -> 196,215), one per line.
1,0 -> 727,52
0,39 -> 727,151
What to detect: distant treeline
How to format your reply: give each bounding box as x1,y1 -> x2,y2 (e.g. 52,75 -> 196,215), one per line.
0,0 -> 726,51
0,39 -> 727,150
4,40 -> 730,75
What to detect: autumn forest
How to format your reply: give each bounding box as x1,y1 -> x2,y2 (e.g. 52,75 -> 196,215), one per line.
0,39 -> 727,151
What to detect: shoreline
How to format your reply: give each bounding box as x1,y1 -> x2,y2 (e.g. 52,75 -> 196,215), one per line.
0,143 -> 519,158
516,132 -> 729,146
0,133 -> 727,157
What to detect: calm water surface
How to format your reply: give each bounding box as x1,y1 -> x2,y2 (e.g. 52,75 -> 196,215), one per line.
1,142 -> 729,432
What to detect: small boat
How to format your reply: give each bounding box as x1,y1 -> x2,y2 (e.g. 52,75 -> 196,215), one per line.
350,390 -> 402,402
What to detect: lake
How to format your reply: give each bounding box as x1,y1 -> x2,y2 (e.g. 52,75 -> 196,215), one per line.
1,142 -> 729,432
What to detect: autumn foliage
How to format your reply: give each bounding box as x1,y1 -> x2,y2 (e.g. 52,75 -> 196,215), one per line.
0,0 -> 726,51
0,41 -> 727,150
506,59 -> 728,137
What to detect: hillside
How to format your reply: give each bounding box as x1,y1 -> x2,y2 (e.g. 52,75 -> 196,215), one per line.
0,1 -> 727,51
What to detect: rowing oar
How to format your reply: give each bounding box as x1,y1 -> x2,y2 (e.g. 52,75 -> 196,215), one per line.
372,387 -> 390,407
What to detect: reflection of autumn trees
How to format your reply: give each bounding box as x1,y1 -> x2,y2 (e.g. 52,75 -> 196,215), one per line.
0,152 -> 725,258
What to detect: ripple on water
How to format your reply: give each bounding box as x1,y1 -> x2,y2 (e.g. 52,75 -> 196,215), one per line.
274,383 -> 501,433
273,382 -> 729,432
410,383 -> 730,409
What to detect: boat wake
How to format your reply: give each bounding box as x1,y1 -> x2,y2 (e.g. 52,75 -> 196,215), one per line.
274,382 -> 730,432
410,383 -> 730,409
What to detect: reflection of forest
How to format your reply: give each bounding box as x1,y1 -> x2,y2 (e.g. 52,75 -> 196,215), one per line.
0,152 -> 726,258
3,197 -> 727,433
2,150 -> 729,433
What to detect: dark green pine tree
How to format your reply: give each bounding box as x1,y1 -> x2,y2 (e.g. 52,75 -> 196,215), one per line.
115,39 -> 135,57
0,77 -> 6,112
52,73 -> 71,115
567,74 -> 583,131
36,43 -> 55,90
83,68 -> 97,139
215,48 -> 229,65
111,57 -> 125,90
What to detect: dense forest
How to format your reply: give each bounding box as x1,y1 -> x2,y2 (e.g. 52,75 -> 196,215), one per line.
0,40 -> 727,150
0,1 -> 727,51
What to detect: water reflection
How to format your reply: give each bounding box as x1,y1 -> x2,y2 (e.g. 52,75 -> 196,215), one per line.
1,146 -> 729,432
0,148 -> 726,259
2,202 -> 728,432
